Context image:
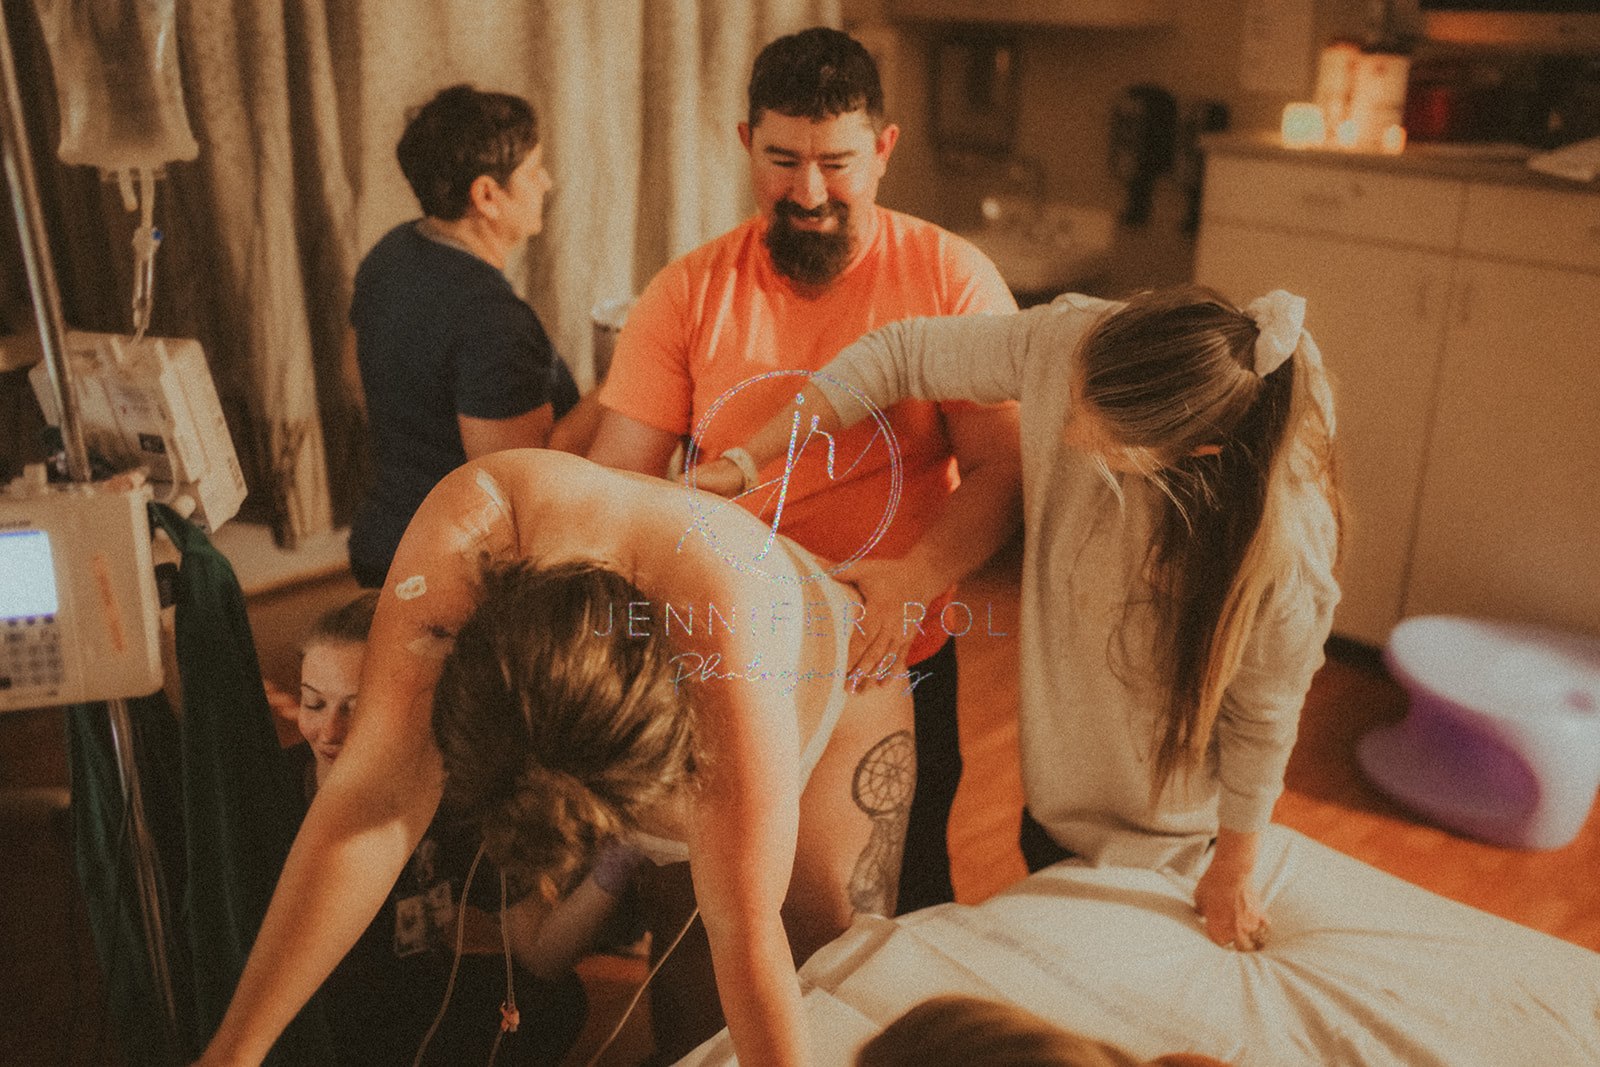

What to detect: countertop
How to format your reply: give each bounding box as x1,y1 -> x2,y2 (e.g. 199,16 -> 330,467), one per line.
207,520 -> 351,596
1200,131 -> 1600,196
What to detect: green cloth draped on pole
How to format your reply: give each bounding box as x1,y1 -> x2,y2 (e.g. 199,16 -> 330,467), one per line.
68,504 -> 334,1064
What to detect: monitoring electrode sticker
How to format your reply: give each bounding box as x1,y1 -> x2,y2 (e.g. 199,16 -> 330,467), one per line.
681,369 -> 902,584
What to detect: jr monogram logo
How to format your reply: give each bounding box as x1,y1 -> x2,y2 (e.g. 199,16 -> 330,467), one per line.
681,370 -> 902,583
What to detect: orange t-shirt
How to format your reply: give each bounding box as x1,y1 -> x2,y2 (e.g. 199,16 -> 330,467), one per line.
600,206 -> 1017,664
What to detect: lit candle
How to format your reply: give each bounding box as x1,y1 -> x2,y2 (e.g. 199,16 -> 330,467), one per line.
1281,103 -> 1326,148
1381,123 -> 1407,154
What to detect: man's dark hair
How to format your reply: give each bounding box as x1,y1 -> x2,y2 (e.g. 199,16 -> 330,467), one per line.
396,84 -> 538,220
747,27 -> 884,130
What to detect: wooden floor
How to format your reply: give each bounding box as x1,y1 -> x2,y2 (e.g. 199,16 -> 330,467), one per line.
1274,650 -> 1600,951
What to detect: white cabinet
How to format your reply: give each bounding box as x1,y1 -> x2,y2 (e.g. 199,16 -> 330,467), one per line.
1196,148 -> 1600,644
1198,155 -> 1465,252
1406,261 -> 1600,634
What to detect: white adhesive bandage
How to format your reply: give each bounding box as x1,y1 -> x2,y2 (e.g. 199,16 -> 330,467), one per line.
406,632 -> 454,660
474,469 -> 509,511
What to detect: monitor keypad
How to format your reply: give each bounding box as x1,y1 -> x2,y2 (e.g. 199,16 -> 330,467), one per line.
0,616 -> 64,693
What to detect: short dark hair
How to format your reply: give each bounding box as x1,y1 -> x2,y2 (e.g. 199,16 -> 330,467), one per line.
747,27 -> 884,130
303,590 -> 379,651
396,84 -> 538,220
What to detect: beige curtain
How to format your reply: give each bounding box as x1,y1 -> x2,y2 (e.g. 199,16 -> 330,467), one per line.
172,0 -> 357,545
346,0 -> 840,391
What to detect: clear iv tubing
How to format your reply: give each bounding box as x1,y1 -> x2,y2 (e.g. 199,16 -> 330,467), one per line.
121,166 -> 160,343
412,843 -> 700,1067
584,906 -> 701,1067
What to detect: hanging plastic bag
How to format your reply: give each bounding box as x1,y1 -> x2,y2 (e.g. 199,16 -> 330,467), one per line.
32,0 -> 199,172
31,0 -> 200,336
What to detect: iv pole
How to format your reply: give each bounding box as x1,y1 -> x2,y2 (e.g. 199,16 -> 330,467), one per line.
0,3 -> 180,1047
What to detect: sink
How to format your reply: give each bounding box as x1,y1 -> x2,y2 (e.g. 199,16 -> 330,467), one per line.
956,196 -> 1114,299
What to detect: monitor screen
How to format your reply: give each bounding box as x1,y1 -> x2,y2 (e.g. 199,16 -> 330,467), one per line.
0,530 -> 60,618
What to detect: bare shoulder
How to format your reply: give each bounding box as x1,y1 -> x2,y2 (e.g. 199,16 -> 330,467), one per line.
442,452 -> 762,596
459,450 -> 668,538
466,448 -> 625,504
427,452 -> 819,624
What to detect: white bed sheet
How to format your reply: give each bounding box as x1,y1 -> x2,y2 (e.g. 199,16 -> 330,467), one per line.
682,825 -> 1600,1065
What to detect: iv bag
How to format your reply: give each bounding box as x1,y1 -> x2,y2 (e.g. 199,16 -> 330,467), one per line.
32,0 -> 199,171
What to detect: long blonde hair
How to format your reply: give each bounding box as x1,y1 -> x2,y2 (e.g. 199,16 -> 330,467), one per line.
1078,286 -> 1341,799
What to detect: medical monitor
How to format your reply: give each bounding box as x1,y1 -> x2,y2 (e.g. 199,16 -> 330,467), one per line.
0,485 -> 163,711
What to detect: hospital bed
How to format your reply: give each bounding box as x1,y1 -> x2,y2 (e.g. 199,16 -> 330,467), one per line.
683,824 -> 1600,1065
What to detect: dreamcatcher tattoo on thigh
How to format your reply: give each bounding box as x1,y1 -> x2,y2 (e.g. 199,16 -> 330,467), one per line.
847,730 -> 915,916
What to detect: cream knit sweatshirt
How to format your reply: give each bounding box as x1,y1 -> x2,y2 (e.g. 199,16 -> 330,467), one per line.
816,293 -> 1340,873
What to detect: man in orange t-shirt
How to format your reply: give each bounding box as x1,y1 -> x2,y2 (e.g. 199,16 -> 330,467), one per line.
591,28 -> 1021,918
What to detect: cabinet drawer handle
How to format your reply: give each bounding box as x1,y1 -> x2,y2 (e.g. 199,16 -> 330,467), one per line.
1299,190 -> 1345,210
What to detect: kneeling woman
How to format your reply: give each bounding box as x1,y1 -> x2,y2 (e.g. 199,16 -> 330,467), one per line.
700,287 -> 1342,953
200,450 -> 910,1067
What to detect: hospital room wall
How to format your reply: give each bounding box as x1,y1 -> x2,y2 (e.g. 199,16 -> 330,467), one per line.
845,0 -> 1366,289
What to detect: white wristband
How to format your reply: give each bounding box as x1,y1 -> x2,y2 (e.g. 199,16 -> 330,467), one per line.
720,446 -> 759,492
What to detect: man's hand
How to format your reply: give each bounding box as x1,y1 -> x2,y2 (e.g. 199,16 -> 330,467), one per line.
1194,829 -> 1268,950
693,456 -> 746,498
838,557 -> 941,689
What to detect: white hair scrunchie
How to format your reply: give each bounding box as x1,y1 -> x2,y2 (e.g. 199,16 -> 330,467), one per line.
1244,289 -> 1306,377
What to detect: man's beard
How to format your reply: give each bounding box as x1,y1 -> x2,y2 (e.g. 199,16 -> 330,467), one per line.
765,199 -> 854,287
